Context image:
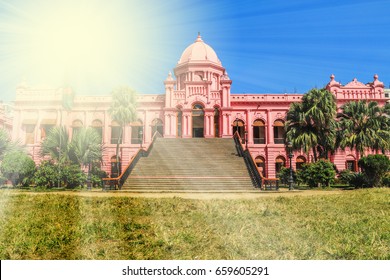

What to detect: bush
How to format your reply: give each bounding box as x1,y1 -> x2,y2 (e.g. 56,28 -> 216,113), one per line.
297,160 -> 336,188
359,155 -> 390,188
338,169 -> 354,184
277,166 -> 296,185
348,172 -> 370,189
90,166 -> 108,188
0,151 -> 36,187
382,174 -> 390,187
33,161 -> 86,189
61,164 -> 86,189
0,172 -> 7,186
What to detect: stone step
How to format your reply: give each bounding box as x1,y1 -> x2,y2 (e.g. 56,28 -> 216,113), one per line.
123,138 -> 254,191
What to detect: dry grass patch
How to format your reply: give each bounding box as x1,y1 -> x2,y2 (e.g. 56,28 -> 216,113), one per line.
0,188 -> 389,259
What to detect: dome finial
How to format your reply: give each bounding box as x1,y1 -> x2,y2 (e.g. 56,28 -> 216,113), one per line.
196,32 -> 203,42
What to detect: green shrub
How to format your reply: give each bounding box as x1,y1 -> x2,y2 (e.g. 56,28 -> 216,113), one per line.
348,172 -> 370,189
338,169 -> 354,184
90,166 -> 108,188
358,155 -> 390,187
61,164 -> 86,189
0,150 -> 36,187
382,174 -> 390,187
277,166 -> 296,185
33,161 -> 86,189
297,160 -> 336,188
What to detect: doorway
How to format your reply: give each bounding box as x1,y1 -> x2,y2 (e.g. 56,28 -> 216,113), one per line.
192,104 -> 204,138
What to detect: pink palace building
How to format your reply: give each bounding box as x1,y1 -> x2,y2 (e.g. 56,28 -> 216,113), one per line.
10,34 -> 390,178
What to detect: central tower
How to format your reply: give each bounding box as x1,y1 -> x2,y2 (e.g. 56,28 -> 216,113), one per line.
163,34 -> 232,138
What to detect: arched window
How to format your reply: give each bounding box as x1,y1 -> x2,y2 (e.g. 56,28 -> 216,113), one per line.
151,118 -> 163,137
72,119 -> 83,137
232,119 -> 245,139
131,119 -> 143,144
255,156 -> 266,177
273,119 -> 285,144
296,156 -> 306,170
253,119 -> 265,144
275,156 -> 286,175
110,121 -> 121,144
345,155 -> 357,172
91,119 -> 103,142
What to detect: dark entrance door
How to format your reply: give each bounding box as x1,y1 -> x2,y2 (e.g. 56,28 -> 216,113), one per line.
192,104 -> 204,138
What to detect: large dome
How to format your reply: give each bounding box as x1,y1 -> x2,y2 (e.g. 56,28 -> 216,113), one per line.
178,34 -> 222,66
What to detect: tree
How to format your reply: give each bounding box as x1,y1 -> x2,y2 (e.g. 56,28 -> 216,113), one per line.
286,88 -> 337,161
358,154 -> 390,188
108,86 -> 137,175
338,101 -> 390,157
0,128 -> 20,160
40,126 -> 75,164
0,150 -> 36,187
41,126 -> 103,168
70,127 -> 103,172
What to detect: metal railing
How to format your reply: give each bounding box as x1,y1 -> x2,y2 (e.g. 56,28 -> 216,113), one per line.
102,131 -> 161,190
234,132 -> 262,188
234,131 -> 279,191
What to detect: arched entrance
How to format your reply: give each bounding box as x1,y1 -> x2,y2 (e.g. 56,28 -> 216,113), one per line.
296,156 -> 306,170
255,156 -> 266,177
192,104 -> 204,138
233,119 -> 245,139
151,118 -> 163,137
110,155 -> 121,178
275,156 -> 286,175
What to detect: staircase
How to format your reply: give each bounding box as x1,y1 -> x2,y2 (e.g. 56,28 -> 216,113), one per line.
122,138 -> 255,191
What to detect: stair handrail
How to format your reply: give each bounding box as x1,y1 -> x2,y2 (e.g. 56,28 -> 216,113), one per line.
102,131 -> 161,190
233,131 -> 263,188
233,131 -> 279,190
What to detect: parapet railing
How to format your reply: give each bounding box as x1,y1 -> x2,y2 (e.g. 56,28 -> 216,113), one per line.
233,131 -> 279,190
102,131 -> 161,190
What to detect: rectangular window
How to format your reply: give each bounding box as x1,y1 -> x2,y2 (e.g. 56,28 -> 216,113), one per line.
131,126 -> 142,144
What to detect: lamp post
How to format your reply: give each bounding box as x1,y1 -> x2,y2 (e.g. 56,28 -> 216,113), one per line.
287,141 -> 294,190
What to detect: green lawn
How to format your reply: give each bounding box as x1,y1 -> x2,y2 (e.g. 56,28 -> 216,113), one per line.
0,189 -> 389,259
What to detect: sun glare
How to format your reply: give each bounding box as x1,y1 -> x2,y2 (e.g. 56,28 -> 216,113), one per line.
22,2 -> 126,90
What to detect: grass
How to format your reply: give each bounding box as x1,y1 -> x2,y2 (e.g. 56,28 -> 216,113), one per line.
0,188 -> 389,260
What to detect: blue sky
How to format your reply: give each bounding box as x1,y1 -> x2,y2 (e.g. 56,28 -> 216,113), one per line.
0,0 -> 389,102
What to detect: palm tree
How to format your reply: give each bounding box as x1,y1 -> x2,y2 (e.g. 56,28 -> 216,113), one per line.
40,126 -> 75,164
338,101 -> 390,157
0,128 -> 21,160
286,88 -> 337,161
108,86 -> 137,175
70,127 -> 104,172
0,128 -> 11,160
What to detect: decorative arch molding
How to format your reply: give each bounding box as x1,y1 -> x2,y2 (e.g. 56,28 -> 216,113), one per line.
253,112 -> 266,121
